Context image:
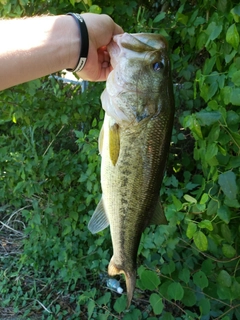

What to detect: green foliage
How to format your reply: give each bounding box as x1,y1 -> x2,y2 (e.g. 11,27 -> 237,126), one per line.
1,0 -> 240,319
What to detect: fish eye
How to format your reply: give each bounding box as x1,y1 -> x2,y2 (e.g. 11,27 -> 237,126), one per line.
153,61 -> 164,71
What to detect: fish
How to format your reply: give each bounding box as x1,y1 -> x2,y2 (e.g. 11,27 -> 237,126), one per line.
88,32 -> 175,308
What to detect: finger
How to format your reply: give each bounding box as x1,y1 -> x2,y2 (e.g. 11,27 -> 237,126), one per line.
113,23 -> 124,36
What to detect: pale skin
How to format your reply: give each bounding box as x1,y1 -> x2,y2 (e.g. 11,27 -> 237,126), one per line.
0,13 -> 124,90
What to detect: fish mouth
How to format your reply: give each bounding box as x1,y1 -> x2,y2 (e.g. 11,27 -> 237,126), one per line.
108,33 -> 167,68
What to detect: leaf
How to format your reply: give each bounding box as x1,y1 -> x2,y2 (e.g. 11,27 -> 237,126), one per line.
231,279 -> 240,299
222,244 -> 236,258
200,193 -> 208,204
178,268 -> 190,284
184,194 -> 197,204
206,22 -> 223,43
231,5 -> 240,22
172,194 -> 182,211
207,199 -> 218,216
182,288 -> 197,307
193,270 -> 209,289
193,231 -> 208,251
217,270 -> 232,287
186,221 -> 197,239
87,300 -> 95,320
96,292 -> 111,305
198,220 -> 213,231
230,88 -> 240,106
226,23 -> 239,50
61,114 -> 68,124
153,12 -> 165,23
140,270 -> 160,290
161,261 -> 175,275
149,293 -> 164,315
205,142 -> 218,161
217,205 -> 231,223
200,82 -> 218,102
89,5 -> 102,14
32,213 -> 41,225
199,298 -> 210,316
167,282 -> 184,301
232,70 -> 240,86
218,171 -> 238,200
196,111 -> 221,126
113,295 -> 127,313
221,224 -> 232,243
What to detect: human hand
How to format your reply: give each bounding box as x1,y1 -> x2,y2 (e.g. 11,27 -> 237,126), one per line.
76,13 -> 124,82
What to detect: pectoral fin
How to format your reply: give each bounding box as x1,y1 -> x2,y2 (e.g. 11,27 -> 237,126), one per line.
98,126 -> 104,155
109,123 -> 120,166
148,199 -> 167,226
88,198 -> 109,234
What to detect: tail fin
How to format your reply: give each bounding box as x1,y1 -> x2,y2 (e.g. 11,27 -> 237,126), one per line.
108,258 -> 136,309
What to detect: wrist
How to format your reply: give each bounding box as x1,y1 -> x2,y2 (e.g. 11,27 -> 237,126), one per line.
66,13 -> 89,73
63,15 -> 81,70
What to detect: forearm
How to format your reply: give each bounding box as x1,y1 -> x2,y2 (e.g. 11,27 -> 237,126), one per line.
0,15 -> 80,90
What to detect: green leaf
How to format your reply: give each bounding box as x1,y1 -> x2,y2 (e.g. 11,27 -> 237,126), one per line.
202,259 -> 214,274
230,88 -> 240,106
32,213 -> 41,225
122,309 -> 142,319
217,270 -> 232,287
96,292 -> 111,305
172,194 -> 182,211
153,12 -> 165,23
232,70 -> 240,86
205,142 -> 218,161
89,5 -> 102,14
87,300 -> 95,320
178,268 -> 190,284
231,279 -> 240,299
206,22 -> 223,44
221,224 -> 232,243
207,199 -> 218,216
226,23 -> 239,50
184,194 -> 197,204
198,220 -> 213,231
222,244 -> 236,258
193,270 -> 209,289
161,261 -> 175,275
160,313 -> 174,320
199,298 -> 210,316
200,193 -> 208,204
167,282 -> 184,301
193,231 -> 208,251
113,295 -> 127,313
140,270 -> 160,290
218,171 -> 238,200
186,221 -> 197,239
149,293 -> 164,315
196,111 -> 221,126
231,5 -> 240,22
217,205 -> 231,223
61,114 -> 68,124
182,288 -> 197,307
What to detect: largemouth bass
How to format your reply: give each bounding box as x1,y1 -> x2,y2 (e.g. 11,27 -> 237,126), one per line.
88,33 -> 174,307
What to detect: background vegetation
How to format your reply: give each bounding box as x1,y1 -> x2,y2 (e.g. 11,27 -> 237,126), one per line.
0,0 -> 240,319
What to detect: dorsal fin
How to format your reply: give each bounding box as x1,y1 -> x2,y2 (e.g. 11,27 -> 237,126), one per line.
109,123 -> 120,166
88,198 -> 109,234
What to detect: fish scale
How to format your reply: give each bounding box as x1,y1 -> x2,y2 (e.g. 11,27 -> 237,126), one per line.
88,32 -> 175,307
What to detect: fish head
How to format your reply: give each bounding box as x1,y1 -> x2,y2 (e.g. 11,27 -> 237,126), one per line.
101,33 -> 172,124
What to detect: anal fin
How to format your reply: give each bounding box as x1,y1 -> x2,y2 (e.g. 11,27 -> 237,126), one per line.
88,198 -> 109,234
148,198 -> 167,226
